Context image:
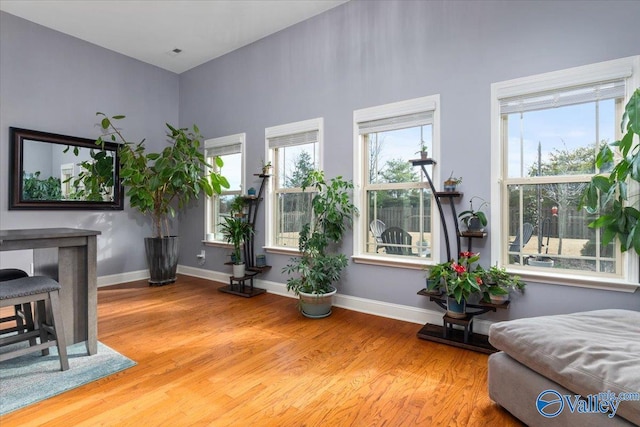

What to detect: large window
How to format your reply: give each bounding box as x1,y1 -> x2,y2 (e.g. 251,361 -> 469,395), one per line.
265,118 -> 322,250
353,95 -> 440,266
491,56 -> 639,288
205,133 -> 245,242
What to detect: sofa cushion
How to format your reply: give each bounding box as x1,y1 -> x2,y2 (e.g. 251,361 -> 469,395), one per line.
489,309 -> 640,425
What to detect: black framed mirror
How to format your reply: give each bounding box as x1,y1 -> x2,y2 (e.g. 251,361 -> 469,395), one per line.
9,127 -> 124,210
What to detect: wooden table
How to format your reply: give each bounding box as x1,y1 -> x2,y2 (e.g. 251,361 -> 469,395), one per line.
0,228 -> 100,355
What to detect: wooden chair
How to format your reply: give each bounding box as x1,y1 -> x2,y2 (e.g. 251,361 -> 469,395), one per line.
381,226 -> 414,256
0,276 -> 69,371
0,269 -> 34,339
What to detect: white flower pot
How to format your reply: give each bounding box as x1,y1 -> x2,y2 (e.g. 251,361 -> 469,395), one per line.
232,263 -> 245,278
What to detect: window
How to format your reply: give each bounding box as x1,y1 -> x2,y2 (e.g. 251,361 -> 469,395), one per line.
205,133 -> 245,242
265,118 -> 322,250
491,56 -> 640,288
353,95 -> 440,267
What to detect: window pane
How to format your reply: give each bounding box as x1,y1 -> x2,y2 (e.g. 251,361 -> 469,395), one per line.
366,188 -> 432,258
277,143 -> 317,189
218,152 -> 242,192
506,101 -> 619,179
507,183 -> 617,272
275,192 -> 312,248
366,125 -> 432,185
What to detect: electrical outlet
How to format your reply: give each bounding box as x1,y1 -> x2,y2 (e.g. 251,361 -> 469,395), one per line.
196,250 -> 205,265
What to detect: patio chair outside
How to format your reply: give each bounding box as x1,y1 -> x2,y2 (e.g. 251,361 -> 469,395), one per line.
381,226 -> 414,256
509,222 -> 534,263
369,219 -> 386,252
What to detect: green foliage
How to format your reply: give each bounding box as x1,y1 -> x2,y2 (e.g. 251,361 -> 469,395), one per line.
579,88 -> 640,254
286,151 -> 315,188
219,216 -> 254,264
22,171 -> 62,200
65,147 -> 116,201
96,113 -> 230,237
425,252 -> 484,304
458,196 -> 488,228
282,170 -> 358,295
480,265 -> 526,302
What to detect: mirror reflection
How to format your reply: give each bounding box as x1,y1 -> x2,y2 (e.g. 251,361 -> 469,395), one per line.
10,127 -> 123,210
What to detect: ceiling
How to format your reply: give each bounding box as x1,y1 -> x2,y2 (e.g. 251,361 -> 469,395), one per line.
0,0 -> 348,74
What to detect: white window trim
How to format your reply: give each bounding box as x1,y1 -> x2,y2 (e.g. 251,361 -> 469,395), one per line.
203,133 -> 246,243
352,95 -> 441,268
490,55 -> 640,292
264,117 -> 323,253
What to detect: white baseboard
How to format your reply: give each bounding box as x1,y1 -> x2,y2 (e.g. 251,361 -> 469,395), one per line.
97,269 -> 149,287
171,265 -> 494,335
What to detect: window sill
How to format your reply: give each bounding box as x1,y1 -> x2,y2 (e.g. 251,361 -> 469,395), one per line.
264,246 -> 302,256
351,254 -> 431,270
506,265 -> 638,293
202,240 -> 232,249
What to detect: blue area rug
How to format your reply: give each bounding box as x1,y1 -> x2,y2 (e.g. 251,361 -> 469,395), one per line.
0,341 -> 136,415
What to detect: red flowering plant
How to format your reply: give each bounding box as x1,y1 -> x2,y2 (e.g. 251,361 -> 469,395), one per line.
426,251 -> 485,304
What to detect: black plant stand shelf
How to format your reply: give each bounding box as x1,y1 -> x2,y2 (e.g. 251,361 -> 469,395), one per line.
416,290 -> 509,354
219,173 -> 271,298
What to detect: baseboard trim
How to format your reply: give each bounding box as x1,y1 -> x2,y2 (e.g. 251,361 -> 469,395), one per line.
171,265 -> 494,335
98,269 -> 149,287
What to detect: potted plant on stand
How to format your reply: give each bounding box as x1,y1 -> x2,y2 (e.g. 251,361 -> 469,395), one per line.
443,172 -> 462,192
481,265 -> 526,304
95,113 -> 229,285
458,196 -> 488,232
428,252 -> 484,318
282,170 -> 357,318
219,216 -> 254,278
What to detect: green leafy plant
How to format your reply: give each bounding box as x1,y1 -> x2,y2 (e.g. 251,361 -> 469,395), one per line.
426,252 -> 484,304
481,265 -> 525,302
219,216 -> 254,265
65,147 -> 115,201
579,88 -> 640,254
22,171 -> 62,200
282,170 -> 357,295
96,113 -> 230,237
458,196 -> 488,229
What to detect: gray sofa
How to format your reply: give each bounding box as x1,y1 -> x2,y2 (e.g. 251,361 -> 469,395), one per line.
488,309 -> 640,427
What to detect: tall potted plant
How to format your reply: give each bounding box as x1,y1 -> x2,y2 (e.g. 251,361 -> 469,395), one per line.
96,113 -> 229,285
219,215 -> 253,278
580,88 -> 640,255
282,170 -> 357,318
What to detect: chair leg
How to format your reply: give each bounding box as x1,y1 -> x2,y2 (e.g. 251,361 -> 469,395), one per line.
22,302 -> 37,346
48,290 -> 69,371
35,300 -> 50,356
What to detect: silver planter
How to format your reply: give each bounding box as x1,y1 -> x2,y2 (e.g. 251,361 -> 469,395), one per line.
144,236 -> 179,286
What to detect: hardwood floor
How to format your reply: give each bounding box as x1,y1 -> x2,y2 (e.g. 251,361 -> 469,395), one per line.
2,275 -> 522,426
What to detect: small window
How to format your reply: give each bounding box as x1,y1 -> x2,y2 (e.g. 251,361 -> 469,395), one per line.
205,133 -> 245,241
353,95 -> 440,266
265,118 -> 322,250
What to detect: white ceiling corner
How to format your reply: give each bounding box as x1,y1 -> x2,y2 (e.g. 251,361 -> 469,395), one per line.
0,0 -> 349,74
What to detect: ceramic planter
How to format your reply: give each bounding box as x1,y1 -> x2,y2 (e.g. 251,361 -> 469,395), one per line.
446,296 -> 467,319
232,263 -> 246,278
144,236 -> 179,286
298,287 -> 337,318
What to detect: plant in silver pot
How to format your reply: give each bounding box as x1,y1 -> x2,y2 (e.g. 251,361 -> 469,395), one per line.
96,113 -> 229,285
282,170 -> 357,318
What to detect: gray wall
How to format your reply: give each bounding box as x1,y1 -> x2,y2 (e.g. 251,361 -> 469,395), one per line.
178,0 -> 640,319
0,11 -> 180,276
1,1 -> 638,320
